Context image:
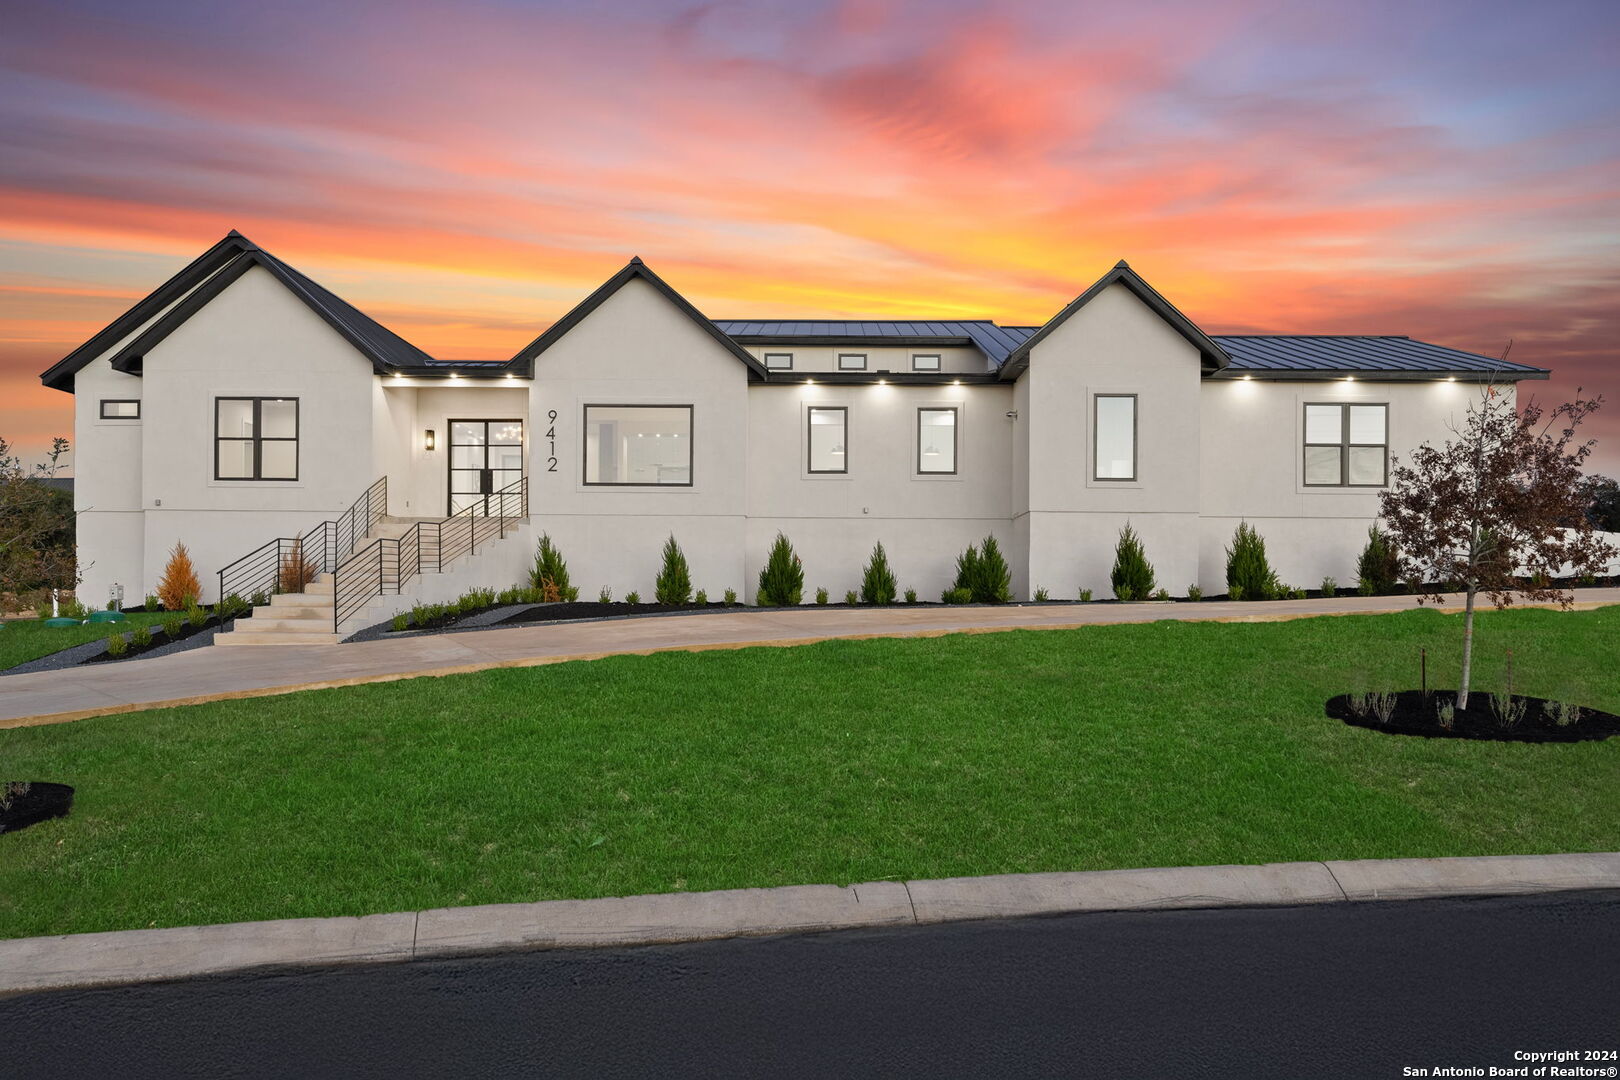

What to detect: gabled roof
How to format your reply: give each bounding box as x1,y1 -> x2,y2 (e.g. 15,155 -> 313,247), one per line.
714,320 -> 1033,367
1210,335 -> 1549,379
511,258 -> 767,379
998,261 -> 1230,380
40,231 -> 255,392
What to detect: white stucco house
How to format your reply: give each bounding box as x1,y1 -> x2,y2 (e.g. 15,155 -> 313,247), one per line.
43,231 -> 1552,641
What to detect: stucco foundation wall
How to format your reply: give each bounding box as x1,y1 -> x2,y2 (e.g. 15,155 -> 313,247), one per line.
142,509 -> 339,603
742,517 -> 1013,604
1027,511 -> 1201,600
74,510 -> 143,608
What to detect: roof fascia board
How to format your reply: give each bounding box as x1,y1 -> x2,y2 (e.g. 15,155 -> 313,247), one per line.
511,258 -> 767,380
39,231 -> 255,392
1207,368 -> 1551,383
1000,262 -> 1230,381
758,372 -> 1000,387
728,335 -> 975,348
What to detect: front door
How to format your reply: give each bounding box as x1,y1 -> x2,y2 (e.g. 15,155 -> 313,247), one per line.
448,419 -> 524,515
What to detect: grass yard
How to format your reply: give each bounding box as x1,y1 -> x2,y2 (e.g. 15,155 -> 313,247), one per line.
0,611 -> 170,671
2,605 -> 1617,939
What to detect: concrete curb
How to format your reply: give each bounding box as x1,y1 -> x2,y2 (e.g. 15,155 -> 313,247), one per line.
2,853 -> 1616,996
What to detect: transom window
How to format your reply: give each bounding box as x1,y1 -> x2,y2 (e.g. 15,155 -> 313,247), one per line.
911,353 -> 941,372
1093,394 -> 1137,481
764,352 -> 794,371
99,399 -> 140,420
1304,403 -> 1388,487
917,408 -> 958,474
584,404 -> 693,486
807,407 -> 848,474
215,397 -> 298,481
837,353 -> 868,371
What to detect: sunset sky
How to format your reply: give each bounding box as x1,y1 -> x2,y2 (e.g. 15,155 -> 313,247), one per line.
2,0 -> 1616,472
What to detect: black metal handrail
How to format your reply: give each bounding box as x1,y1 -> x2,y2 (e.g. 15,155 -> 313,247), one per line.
332,476 -> 527,633
215,477 -> 388,603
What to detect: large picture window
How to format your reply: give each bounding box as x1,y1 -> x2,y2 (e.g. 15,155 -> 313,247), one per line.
1093,394 -> 1137,481
215,397 -> 298,481
917,407 -> 957,474
807,407 -> 847,474
584,404 -> 693,486
1304,402 -> 1387,487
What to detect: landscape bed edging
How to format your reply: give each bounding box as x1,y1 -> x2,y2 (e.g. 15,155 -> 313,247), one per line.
2,851 -> 1616,996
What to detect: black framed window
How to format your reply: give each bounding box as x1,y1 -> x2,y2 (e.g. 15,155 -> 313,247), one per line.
1304,403 -> 1388,487
911,353 -> 941,372
99,399 -> 140,420
917,407 -> 958,474
584,404 -> 693,486
807,407 -> 847,474
837,353 -> 868,371
1093,394 -> 1137,481
764,352 -> 794,371
215,397 -> 298,481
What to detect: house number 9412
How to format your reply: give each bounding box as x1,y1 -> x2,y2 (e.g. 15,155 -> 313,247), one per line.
546,410 -> 558,473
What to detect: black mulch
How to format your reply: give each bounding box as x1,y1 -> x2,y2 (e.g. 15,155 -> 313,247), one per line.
1326,690 -> 1620,743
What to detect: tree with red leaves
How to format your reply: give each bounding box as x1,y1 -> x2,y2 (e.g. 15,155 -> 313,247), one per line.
1378,386 -> 1615,709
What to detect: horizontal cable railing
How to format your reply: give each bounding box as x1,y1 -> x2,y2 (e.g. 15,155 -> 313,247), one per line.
332,476 -> 527,634
215,476 -> 387,604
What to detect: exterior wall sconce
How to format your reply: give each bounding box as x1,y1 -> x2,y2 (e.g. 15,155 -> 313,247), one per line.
424,429 -> 436,451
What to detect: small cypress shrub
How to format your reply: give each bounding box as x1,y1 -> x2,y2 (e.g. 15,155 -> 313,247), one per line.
1033,586 -> 1049,602
1186,584 -> 1203,601
625,590 -> 641,604
941,586 -> 972,604
130,625 -> 153,648
860,541 -> 898,605
903,588 -> 917,603
391,613 -> 409,632
1320,576 -> 1338,597
723,587 -> 738,605
756,532 -> 804,607
186,605 -> 208,628
105,631 -> 128,657
694,589 -> 708,605
844,590 -> 858,605
1110,524 -> 1157,601
654,534 -> 692,605
156,541 -> 201,611
598,586 -> 613,603
144,593 -> 160,612
952,544 -> 980,596
1356,524 -> 1400,595
815,587 -> 829,605
1079,587 -> 1093,602
529,534 -> 573,597
1226,522 -> 1279,600
954,536 -> 1011,603
162,614 -> 185,638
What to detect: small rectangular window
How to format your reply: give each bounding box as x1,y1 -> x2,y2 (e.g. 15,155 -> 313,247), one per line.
764,352 -> 793,371
838,353 -> 868,371
807,407 -> 847,474
99,400 -> 140,419
215,397 -> 298,481
583,404 -> 693,486
1093,394 -> 1137,481
911,354 -> 941,372
917,408 -> 957,474
1304,402 -> 1387,487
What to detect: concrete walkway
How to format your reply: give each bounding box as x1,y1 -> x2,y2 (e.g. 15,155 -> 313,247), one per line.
3,589 -> 1617,728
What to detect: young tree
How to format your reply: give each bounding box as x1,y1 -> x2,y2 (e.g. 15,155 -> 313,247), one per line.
655,534 -> 692,605
529,533 -> 575,600
0,436 -> 78,609
756,532 -> 804,606
859,541 -> 898,605
1109,523 -> 1156,601
156,541 -> 202,612
1379,386 -> 1615,708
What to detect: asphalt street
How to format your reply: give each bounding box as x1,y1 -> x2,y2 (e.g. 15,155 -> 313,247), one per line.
4,889 -> 1616,1078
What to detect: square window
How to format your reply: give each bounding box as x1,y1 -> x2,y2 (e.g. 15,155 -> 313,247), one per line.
1303,402 -> 1387,487
1304,445 -> 1342,485
808,407 -> 847,474
215,398 -> 298,481
1304,404 -> 1343,444
1347,445 -> 1385,486
918,408 -> 957,474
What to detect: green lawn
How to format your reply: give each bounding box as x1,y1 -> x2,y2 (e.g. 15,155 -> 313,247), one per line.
0,611 -> 170,671
2,606 -> 1616,939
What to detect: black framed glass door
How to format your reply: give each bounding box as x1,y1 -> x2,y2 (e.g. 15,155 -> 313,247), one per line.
448,419 -> 524,515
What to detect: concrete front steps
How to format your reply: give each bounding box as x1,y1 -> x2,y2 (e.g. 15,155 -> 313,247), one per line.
216,574 -> 342,647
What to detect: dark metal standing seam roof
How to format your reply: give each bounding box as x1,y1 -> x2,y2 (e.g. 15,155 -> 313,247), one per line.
1211,335 -> 1548,376
713,319 -> 1032,366
254,251 -> 447,371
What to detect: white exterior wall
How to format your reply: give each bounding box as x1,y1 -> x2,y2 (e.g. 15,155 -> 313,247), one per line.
72,362 -> 145,607
525,277 -> 750,600
1021,283 -> 1205,598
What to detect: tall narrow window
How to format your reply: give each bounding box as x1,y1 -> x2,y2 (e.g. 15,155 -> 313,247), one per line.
1304,403 -> 1387,486
764,352 -> 794,371
808,407 -> 847,474
838,353 -> 868,371
215,397 -> 298,480
1093,394 -> 1136,481
99,400 -> 140,419
917,408 -> 957,474
911,353 -> 941,372
583,404 -> 693,486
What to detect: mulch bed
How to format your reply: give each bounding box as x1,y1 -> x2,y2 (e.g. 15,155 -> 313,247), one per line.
1326,690 -> 1620,743
0,782 -> 74,835
496,600 -> 746,626
81,610 -> 245,663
